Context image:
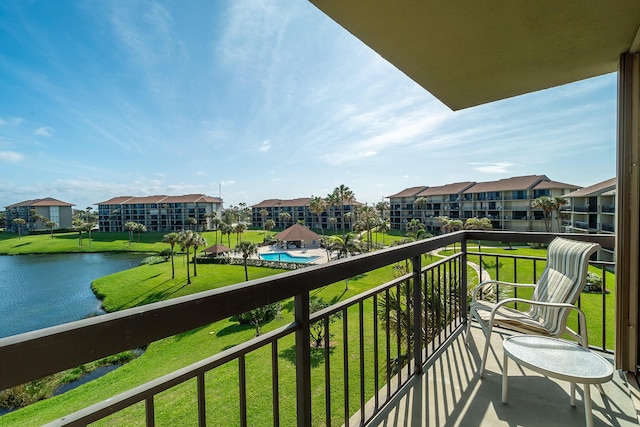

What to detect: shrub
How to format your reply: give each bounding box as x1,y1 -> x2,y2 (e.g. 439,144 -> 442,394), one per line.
584,272 -> 605,293
159,248 -> 173,260
234,302 -> 282,336
141,256 -> 165,265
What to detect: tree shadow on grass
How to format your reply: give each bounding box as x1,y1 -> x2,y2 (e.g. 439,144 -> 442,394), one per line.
175,324 -> 210,340
280,344 -> 335,368
112,280 -> 189,310
12,242 -> 31,248
217,321 -> 253,337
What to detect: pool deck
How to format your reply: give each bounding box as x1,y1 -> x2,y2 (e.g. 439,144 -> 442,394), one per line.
256,245 -> 330,264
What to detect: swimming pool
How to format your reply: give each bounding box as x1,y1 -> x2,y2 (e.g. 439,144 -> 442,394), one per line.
259,252 -> 319,263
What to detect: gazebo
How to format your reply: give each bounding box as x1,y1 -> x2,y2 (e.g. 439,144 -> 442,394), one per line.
273,223 -> 321,249
202,243 -> 231,257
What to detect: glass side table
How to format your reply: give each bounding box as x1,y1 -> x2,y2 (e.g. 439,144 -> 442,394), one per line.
502,335 -> 614,427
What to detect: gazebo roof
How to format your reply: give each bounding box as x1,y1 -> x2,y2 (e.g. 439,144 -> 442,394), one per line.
274,223 -> 321,242
202,243 -> 231,254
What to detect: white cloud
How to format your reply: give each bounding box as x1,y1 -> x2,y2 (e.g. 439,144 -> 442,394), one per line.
0,119 -> 6,127
471,162 -> 514,174
0,151 -> 23,162
260,140 -> 272,152
34,126 -> 55,137
358,150 -> 376,158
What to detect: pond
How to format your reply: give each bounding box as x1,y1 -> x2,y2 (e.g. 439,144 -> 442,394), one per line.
0,253 -> 145,338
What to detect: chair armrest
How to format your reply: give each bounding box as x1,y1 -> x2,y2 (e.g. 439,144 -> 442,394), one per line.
488,299 -> 588,347
472,280 -> 536,301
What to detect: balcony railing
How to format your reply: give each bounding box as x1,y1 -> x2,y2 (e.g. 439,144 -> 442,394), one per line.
0,231 -> 614,426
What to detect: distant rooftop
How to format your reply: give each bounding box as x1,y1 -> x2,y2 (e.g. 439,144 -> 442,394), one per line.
5,197 -> 74,209
563,177 -> 616,198
96,194 -> 223,205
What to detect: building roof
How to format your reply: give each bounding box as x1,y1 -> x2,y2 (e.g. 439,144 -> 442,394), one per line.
463,175 -> 550,193
310,1 -> 640,110
532,180 -> 581,190
274,223 -> 321,242
387,186 -> 428,199
562,177 -> 616,198
5,197 -> 74,209
96,194 -> 222,205
416,182 -> 475,197
252,198 -> 312,208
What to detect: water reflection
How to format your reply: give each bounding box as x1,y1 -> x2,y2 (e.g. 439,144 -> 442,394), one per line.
0,253 -> 144,338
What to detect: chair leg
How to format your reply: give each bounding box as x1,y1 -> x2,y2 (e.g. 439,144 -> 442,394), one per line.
465,317 -> 472,345
479,332 -> 491,377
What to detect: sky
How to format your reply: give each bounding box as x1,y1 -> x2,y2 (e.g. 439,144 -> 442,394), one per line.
0,1 -> 617,211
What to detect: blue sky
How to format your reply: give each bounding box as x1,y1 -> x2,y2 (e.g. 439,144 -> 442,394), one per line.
0,1 -> 617,211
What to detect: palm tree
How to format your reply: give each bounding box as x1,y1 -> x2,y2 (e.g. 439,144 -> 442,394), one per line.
162,204 -> 172,230
264,219 -> 276,239
278,211 -> 291,228
531,196 -> 557,232
30,209 -> 44,230
554,196 -> 568,232
73,217 -> 85,247
325,192 -> 340,234
237,241 -> 258,281
356,204 -> 379,251
124,221 -> 136,245
334,184 -> 355,231
192,233 -> 207,277
133,222 -> 147,242
448,219 -> 463,251
259,209 -> 269,230
162,232 -> 180,279
188,217 -> 197,231
406,218 -> 424,240
85,207 -> 95,246
12,218 -> 26,239
212,218 -> 223,244
308,196 -> 326,234
414,196 -> 428,225
179,230 -> 195,284
234,222 -> 247,245
45,220 -> 57,239
221,223 -> 233,247
464,217 -> 493,251
327,233 -> 360,260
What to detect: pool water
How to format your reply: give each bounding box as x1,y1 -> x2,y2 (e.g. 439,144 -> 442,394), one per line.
259,252 -> 319,263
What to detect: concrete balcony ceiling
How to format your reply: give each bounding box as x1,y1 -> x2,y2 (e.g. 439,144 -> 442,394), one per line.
309,1 -> 640,110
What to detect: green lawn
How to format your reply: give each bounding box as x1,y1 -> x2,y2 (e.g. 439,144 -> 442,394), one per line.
0,230 -> 271,255
1,235 -> 612,425
3,257 -> 407,426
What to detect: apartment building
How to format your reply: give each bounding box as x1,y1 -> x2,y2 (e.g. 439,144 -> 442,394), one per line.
389,175 -> 580,232
561,177 -> 616,260
251,198 -> 360,231
4,198 -> 74,232
96,194 -> 223,232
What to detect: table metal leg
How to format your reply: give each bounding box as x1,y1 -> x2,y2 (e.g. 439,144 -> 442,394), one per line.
570,382 -> 576,407
584,384 -> 593,427
502,352 -> 509,403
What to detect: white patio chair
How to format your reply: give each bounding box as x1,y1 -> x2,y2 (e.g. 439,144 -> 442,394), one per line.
466,237 -> 600,377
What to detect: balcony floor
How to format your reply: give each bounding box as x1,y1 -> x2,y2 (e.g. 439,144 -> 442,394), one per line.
366,324 -> 639,427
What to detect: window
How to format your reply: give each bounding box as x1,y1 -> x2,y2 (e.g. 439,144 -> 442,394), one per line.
534,189 -> 550,198
512,190 -> 527,200
49,206 -> 60,227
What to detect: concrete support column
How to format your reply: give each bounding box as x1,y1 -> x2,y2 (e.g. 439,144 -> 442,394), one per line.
616,53 -> 640,372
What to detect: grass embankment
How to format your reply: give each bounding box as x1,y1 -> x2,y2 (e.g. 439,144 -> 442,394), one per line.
4,253 -> 436,426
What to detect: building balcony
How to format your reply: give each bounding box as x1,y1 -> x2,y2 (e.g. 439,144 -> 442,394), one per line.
0,231 -> 625,426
